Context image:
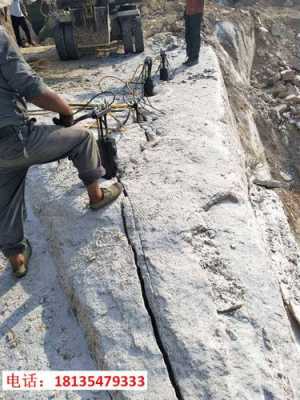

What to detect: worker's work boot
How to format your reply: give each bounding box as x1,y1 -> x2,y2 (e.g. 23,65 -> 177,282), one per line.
90,182 -> 122,210
183,58 -> 199,67
9,240 -> 32,278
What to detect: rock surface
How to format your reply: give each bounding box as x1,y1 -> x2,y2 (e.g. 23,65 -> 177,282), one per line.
20,45 -> 300,399
118,47 -> 300,399
0,204 -> 104,400
28,165 -> 177,399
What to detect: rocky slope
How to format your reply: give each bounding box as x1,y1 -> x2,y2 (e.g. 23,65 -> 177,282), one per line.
204,1 -> 300,239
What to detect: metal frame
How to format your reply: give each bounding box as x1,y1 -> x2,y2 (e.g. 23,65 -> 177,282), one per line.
54,0 -> 144,60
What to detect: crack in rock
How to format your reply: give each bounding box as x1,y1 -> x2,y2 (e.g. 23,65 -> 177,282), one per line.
120,195 -> 183,400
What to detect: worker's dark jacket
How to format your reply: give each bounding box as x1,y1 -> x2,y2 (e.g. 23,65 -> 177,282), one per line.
0,27 -> 47,129
186,0 -> 204,16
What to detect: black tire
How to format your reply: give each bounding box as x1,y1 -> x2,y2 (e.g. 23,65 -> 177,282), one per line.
134,16 -> 144,53
54,23 -> 68,60
64,23 -> 80,60
121,18 -> 134,54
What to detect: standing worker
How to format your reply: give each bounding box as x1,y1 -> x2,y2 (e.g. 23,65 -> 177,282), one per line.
0,27 -> 122,278
10,0 -> 35,47
183,0 -> 204,66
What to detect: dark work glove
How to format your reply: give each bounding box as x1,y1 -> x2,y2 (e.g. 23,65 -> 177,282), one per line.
53,114 -> 74,127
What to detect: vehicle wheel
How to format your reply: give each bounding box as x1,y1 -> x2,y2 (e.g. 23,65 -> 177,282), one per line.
134,16 -> 144,53
54,23 -> 68,60
121,18 -> 134,54
64,23 -> 80,59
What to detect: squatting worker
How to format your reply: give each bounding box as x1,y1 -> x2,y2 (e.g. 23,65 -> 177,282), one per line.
10,0 -> 35,47
184,0 -> 204,66
0,27 -> 122,278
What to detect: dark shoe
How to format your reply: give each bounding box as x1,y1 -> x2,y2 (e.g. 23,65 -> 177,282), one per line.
10,240 -> 32,278
184,58 -> 199,67
90,182 -> 122,210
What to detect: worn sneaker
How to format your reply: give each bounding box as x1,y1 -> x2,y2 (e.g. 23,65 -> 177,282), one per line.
10,240 -> 32,278
90,182 -> 122,210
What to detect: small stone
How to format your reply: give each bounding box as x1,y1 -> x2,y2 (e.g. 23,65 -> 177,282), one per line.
259,27 -> 269,34
280,69 -> 296,82
6,329 -> 18,348
204,239 -> 215,247
284,94 -> 300,105
207,229 -> 217,239
272,84 -> 289,98
87,255 -> 96,263
293,75 -> 300,87
280,171 -> 293,182
273,104 -> 288,118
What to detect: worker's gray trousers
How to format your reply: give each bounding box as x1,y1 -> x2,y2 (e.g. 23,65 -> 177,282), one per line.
0,122 -> 105,257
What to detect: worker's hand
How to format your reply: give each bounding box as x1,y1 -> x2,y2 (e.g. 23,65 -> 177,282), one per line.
53,113 -> 74,127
